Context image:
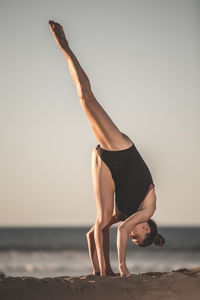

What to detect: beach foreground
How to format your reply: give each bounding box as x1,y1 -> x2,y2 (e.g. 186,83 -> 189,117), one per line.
0,268 -> 200,300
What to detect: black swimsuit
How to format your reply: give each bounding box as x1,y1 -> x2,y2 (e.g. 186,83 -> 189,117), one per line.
96,142 -> 155,221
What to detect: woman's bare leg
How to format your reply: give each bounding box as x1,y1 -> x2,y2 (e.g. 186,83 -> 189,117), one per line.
88,147 -> 121,276
86,225 -> 100,275
87,225 -> 114,276
48,20 -> 124,276
86,215 -> 119,276
48,20 -> 133,150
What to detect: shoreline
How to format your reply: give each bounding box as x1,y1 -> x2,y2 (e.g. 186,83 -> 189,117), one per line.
0,268 -> 200,300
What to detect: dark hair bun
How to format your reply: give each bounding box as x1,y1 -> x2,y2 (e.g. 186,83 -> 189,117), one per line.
153,234 -> 165,247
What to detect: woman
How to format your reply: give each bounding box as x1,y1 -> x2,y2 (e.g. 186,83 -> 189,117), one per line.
48,20 -> 165,278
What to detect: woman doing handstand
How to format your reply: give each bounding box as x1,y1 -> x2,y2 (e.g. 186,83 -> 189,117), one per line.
48,20 -> 165,278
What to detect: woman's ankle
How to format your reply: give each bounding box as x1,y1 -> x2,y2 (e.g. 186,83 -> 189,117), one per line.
93,269 -> 100,276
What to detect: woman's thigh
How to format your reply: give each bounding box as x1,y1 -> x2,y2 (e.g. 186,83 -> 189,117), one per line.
80,92 -> 133,150
91,147 -> 115,224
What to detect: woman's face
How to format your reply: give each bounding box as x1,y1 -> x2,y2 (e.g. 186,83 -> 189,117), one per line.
128,222 -> 151,245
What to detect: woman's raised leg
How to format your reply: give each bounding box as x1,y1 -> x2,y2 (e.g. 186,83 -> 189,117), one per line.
48,20 -> 133,150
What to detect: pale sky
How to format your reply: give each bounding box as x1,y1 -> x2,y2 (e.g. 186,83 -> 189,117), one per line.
0,0 -> 199,227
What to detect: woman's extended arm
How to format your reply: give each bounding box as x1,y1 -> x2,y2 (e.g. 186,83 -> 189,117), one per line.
117,226 -> 131,277
117,202 -> 156,277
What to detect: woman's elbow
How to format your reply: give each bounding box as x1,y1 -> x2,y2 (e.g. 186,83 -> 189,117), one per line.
145,208 -> 156,220
117,224 -> 129,235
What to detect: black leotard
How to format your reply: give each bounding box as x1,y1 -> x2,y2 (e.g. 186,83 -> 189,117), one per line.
96,142 -> 155,221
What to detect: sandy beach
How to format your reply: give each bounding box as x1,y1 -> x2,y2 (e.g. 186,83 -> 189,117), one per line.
0,268 -> 200,300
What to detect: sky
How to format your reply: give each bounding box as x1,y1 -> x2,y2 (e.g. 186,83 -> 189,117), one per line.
0,0 -> 199,227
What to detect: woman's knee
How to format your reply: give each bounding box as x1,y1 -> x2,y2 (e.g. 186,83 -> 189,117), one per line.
78,84 -> 92,102
86,225 -> 95,238
95,215 -> 112,230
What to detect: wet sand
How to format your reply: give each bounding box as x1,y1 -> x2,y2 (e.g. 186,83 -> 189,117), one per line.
0,268 -> 200,300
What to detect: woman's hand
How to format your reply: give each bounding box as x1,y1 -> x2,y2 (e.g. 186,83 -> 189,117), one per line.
119,263 -> 132,278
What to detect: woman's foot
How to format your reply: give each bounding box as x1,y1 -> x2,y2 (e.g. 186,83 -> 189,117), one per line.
93,268 -> 115,276
48,20 -> 69,50
106,269 -> 116,276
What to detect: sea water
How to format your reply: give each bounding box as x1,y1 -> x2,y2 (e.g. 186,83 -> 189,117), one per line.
0,249 -> 200,278
0,227 -> 199,278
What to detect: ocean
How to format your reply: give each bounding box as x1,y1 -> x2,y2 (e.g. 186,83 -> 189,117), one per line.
0,226 -> 199,278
